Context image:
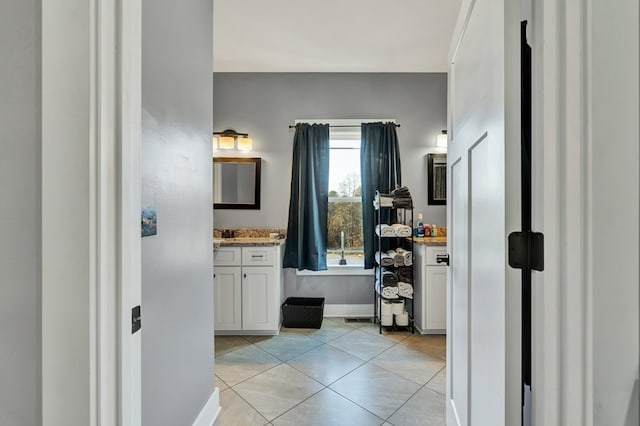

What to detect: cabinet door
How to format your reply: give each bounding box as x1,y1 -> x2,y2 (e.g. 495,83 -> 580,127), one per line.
242,266 -> 276,331
214,266 -> 242,331
426,266 -> 447,331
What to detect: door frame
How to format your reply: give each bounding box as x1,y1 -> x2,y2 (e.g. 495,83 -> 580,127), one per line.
41,1 -> 142,424
530,0 -> 593,424
531,0 -> 639,425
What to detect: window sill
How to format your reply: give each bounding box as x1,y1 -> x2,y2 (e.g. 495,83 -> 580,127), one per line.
296,263 -> 373,276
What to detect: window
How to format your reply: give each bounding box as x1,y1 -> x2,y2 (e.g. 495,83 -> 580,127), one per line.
327,127 -> 363,265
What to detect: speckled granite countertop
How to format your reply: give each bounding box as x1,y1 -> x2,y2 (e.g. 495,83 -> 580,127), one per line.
214,228 -> 287,249
214,237 -> 286,248
410,236 -> 447,246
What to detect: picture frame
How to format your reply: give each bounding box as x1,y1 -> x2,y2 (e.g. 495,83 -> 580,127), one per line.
427,153 -> 447,205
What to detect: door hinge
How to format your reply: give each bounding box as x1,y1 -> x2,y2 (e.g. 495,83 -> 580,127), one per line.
132,305 -> 141,334
508,231 -> 544,271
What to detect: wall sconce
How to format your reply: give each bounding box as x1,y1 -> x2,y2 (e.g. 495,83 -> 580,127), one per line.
436,129 -> 448,148
213,129 -> 253,151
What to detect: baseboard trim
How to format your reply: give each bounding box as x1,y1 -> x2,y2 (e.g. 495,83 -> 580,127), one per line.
414,323 -> 446,335
215,329 -> 280,336
323,304 -> 374,318
192,387 -> 220,426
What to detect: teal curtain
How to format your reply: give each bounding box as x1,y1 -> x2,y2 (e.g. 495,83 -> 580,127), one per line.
360,122 -> 402,269
283,123 -> 330,271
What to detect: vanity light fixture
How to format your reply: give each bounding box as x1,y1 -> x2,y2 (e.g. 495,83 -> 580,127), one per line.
436,129 -> 448,148
236,136 -> 253,151
213,129 -> 253,151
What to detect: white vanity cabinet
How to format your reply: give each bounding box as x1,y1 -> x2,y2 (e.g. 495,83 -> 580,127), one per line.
414,244 -> 447,334
213,245 -> 283,335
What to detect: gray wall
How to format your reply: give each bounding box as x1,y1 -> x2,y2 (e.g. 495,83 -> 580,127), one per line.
0,2 -> 41,425
212,73 -> 447,305
142,1 -> 214,425
212,73 -> 447,228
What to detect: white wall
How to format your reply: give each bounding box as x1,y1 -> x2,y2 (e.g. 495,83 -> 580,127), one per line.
0,2 -> 41,425
590,0 -> 639,423
41,0 -> 93,423
141,0 -> 214,424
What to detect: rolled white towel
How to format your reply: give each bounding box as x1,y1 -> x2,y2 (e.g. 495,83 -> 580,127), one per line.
375,224 -> 396,237
379,195 -> 394,207
383,286 -> 399,299
386,249 -> 404,267
398,282 -> 414,299
375,251 -> 394,266
376,280 -> 399,299
390,223 -> 412,237
395,247 -> 413,266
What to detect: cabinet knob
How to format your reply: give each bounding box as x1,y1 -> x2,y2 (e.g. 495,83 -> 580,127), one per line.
436,254 -> 450,266
244,273 -> 247,278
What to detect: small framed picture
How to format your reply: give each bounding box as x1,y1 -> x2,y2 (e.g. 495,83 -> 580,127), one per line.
427,153 -> 447,205
141,207 -> 157,237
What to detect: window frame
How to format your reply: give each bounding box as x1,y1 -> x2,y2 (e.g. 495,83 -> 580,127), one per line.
293,119 -> 396,275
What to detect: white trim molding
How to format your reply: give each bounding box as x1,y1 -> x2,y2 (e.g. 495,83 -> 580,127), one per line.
42,1 -> 142,425
532,0 -> 639,425
532,0 -> 591,424
118,0 -> 143,425
323,304 -> 374,318
296,264 -> 373,276
192,389 -> 221,426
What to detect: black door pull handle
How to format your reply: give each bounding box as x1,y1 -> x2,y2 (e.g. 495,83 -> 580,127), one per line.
436,254 -> 450,266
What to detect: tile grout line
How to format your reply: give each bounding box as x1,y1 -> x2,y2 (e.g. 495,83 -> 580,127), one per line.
214,320 -> 446,425
284,354 -> 364,389
217,387 -> 270,425
382,380 -> 430,423
217,342 -> 285,388
267,383 -> 328,424
229,340 -> 329,422
423,365 -> 447,396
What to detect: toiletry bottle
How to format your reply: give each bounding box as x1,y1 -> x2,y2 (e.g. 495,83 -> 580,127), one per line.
425,223 -> 431,237
416,213 -> 425,237
431,224 -> 437,237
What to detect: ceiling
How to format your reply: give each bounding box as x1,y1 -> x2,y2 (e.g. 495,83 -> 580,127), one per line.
213,0 -> 462,73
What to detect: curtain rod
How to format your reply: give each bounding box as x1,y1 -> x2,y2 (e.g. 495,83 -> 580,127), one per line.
288,124 -> 400,129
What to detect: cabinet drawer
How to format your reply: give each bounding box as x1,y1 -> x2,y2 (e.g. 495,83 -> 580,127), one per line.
242,246 -> 275,266
426,246 -> 448,266
214,247 -> 242,266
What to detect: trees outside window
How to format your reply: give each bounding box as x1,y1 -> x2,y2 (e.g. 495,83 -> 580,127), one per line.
328,139 -> 364,263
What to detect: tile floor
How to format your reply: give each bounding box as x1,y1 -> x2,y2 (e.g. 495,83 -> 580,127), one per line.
214,318 -> 446,426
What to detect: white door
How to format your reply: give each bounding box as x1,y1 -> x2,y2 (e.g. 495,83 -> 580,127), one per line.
214,267 -> 242,331
242,267 -> 276,331
446,0 -> 522,424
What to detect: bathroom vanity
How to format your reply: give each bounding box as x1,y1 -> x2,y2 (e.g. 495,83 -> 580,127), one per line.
412,237 -> 448,334
213,236 -> 285,335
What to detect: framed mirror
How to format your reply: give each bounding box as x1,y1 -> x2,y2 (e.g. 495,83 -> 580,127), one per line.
427,153 -> 447,205
213,157 -> 261,209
